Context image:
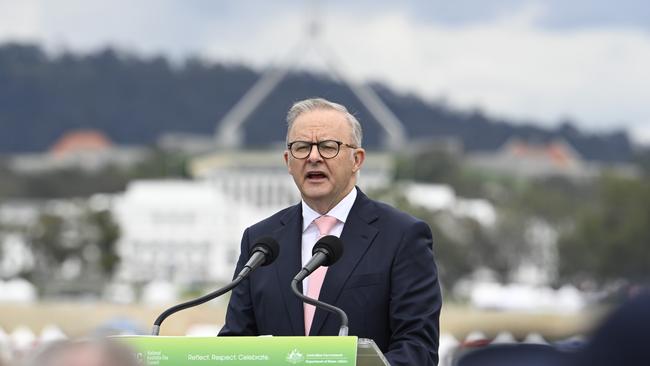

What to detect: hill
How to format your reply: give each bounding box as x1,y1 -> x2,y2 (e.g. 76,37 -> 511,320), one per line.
0,43 -> 633,162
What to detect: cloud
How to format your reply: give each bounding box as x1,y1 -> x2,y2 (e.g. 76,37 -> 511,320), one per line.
198,5 -> 650,143
0,0 -> 40,42
1,1 -> 649,143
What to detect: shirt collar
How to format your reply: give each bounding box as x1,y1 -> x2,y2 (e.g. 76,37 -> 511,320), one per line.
301,187 -> 357,232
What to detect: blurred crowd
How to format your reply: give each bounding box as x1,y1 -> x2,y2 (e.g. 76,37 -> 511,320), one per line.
451,290 -> 650,366
0,290 -> 646,366
2,339 -> 137,366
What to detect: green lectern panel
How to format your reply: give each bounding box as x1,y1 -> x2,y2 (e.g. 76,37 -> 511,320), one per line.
114,336 -> 358,366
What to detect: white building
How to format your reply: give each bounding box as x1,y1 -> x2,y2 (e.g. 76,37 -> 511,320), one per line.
113,179 -> 283,285
0,202 -> 38,279
113,149 -> 393,285
403,182 -> 497,228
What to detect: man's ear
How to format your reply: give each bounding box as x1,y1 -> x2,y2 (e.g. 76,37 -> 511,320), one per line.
352,148 -> 365,173
283,150 -> 290,170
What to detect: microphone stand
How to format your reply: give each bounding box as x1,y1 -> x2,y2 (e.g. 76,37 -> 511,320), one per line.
291,278 -> 349,336
151,238 -> 279,336
151,274 -> 246,336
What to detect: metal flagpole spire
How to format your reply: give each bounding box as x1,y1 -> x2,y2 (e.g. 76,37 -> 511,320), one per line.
215,1 -> 407,150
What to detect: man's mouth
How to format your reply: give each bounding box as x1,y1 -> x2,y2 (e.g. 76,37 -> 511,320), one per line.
306,171 -> 327,180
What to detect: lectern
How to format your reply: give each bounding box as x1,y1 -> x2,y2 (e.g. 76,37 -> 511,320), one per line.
114,336 -> 390,366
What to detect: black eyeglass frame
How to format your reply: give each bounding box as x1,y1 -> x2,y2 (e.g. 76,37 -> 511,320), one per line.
287,140 -> 358,159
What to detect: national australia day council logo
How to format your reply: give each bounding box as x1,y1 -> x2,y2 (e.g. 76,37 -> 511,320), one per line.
286,348 -> 304,364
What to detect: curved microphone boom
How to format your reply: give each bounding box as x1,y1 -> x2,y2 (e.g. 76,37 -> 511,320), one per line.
151,236 -> 279,335
291,235 -> 349,336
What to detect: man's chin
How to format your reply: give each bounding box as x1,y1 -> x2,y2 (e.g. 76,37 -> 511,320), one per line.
300,186 -> 332,202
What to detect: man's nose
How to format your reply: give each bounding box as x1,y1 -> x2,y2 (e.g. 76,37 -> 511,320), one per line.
307,144 -> 322,162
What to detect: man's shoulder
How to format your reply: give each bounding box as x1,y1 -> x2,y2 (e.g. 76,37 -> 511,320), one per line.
247,203 -> 300,231
360,194 -> 424,227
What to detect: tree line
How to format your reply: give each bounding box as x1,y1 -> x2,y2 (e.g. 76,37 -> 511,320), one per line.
0,42 -> 635,162
389,148 -> 650,294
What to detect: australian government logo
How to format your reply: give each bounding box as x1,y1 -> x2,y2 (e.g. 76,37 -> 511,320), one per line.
286,348 -> 305,364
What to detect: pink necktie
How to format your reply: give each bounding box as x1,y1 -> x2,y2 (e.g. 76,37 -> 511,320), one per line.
304,215 -> 339,335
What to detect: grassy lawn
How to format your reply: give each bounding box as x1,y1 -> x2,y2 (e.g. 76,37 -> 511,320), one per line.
441,304 -> 605,340
0,302 -> 606,340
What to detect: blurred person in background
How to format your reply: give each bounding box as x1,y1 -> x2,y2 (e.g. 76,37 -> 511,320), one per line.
24,338 -> 138,366
574,289 -> 650,366
220,97 -> 442,365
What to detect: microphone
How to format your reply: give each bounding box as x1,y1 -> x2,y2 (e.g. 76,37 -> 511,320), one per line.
294,235 -> 344,282
151,236 -> 279,335
291,235 -> 349,336
237,236 -> 280,279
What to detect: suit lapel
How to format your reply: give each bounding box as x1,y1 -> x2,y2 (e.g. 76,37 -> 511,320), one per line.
273,204 -> 305,335
310,190 -> 379,335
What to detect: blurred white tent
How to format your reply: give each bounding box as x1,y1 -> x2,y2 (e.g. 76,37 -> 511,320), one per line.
185,323 -> 223,336
523,332 -> 548,344
0,327 -> 10,361
141,280 -> 178,305
39,324 -> 67,343
103,282 -> 137,304
0,278 -> 37,303
10,325 -> 36,353
464,330 -> 488,343
468,281 -> 586,312
438,332 -> 460,366
0,327 -> 9,345
492,331 -> 516,344
403,183 -> 497,227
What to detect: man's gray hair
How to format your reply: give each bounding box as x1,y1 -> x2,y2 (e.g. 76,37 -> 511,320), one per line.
286,98 -> 363,147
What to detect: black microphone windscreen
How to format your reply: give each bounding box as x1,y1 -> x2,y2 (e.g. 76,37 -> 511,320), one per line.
313,235 -> 343,266
250,236 -> 280,266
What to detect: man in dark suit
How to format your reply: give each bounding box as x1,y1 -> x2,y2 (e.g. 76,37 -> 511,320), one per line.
220,97 -> 442,365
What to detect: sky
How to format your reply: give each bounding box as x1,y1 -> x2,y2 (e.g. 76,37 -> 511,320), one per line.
1,0 -> 649,145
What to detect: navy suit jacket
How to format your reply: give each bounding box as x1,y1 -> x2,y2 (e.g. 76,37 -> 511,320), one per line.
220,188 -> 442,365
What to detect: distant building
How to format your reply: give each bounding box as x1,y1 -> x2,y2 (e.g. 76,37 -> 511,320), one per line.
50,129 -> 112,157
402,182 -> 561,286
402,182 -> 497,228
189,149 -> 393,200
512,218 -> 559,285
466,138 -> 597,179
0,198 -> 111,290
0,201 -> 39,279
189,149 -> 302,209
406,136 -> 464,157
112,179 -> 283,285
156,132 -> 218,155
111,149 -> 393,285
9,129 -> 147,173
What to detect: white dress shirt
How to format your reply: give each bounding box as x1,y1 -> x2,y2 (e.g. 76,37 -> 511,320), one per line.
300,187 -> 357,295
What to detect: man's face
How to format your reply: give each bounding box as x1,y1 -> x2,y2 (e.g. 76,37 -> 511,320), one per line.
284,109 -> 365,213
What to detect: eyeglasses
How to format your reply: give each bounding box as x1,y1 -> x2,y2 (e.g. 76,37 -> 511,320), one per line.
287,140 -> 357,159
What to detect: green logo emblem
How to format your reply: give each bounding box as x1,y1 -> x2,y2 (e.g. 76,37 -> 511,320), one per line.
286,348 -> 304,364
